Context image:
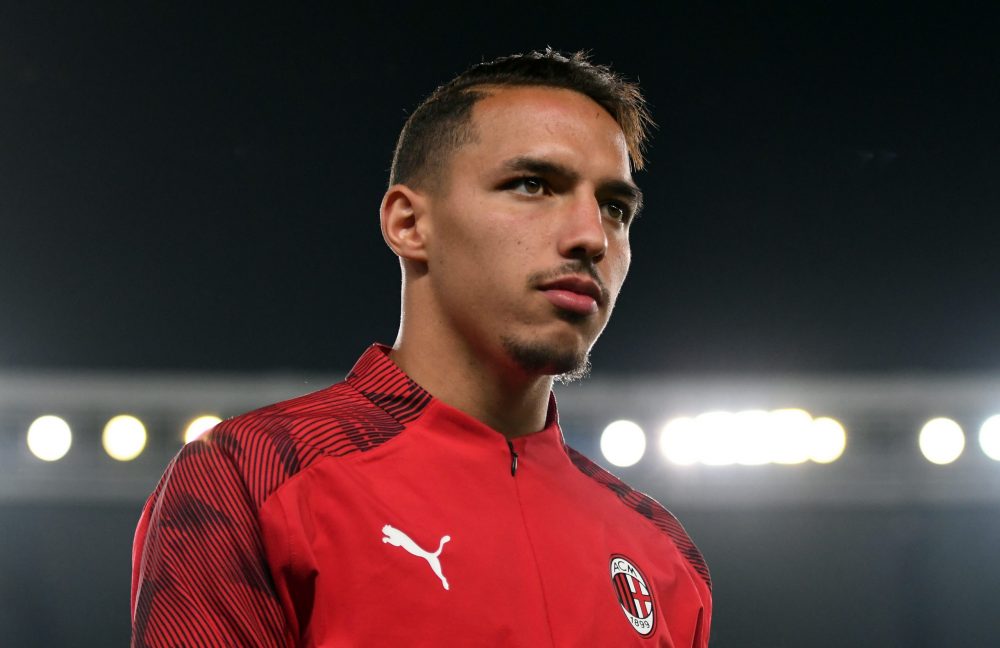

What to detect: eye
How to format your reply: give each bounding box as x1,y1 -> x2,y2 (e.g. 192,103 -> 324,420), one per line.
602,201 -> 632,224
508,176 -> 546,196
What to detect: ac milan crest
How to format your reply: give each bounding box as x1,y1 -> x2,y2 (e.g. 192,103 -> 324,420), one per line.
610,554 -> 656,636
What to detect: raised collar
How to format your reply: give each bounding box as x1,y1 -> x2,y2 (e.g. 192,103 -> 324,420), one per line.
345,343 -> 561,438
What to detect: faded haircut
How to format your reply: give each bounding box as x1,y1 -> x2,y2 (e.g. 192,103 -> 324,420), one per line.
389,48 -> 654,190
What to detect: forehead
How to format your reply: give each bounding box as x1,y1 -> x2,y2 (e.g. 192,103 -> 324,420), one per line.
459,85 -> 632,178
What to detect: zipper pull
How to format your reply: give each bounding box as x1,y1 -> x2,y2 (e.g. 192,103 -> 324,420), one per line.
507,440 -> 519,477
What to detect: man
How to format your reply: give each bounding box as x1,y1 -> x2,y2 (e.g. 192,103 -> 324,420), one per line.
131,49 -> 711,647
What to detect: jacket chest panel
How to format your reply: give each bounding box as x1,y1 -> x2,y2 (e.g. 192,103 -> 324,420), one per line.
264,441 -> 673,646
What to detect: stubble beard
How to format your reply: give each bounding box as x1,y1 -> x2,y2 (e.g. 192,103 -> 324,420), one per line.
500,332 -> 593,385
501,259 -> 612,384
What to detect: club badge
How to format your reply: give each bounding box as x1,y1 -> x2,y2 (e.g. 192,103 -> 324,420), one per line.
610,554 -> 656,636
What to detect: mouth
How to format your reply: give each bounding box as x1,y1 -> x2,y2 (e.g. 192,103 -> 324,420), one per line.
537,276 -> 605,316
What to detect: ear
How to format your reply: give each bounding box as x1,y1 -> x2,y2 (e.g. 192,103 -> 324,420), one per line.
380,184 -> 430,263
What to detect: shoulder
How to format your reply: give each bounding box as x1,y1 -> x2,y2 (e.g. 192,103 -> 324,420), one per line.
565,445 -> 712,593
187,378 -> 412,509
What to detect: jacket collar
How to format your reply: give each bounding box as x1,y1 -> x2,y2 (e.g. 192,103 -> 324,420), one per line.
346,342 -> 561,437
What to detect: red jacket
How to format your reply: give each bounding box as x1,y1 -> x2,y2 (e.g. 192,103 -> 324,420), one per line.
132,344 -> 712,646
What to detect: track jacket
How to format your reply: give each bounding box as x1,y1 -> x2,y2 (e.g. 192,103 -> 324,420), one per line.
131,344 -> 712,647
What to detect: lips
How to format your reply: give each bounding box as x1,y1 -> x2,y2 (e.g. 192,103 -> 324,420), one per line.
538,276 -> 604,315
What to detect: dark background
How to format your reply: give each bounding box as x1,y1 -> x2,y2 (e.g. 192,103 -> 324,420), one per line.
3,3 -> 1000,646
3,3 -> 998,376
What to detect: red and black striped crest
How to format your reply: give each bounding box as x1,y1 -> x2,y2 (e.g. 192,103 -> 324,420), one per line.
610,554 -> 656,637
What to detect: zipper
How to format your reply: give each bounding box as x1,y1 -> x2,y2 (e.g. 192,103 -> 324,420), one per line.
507,439 -> 556,647
507,440 -> 519,477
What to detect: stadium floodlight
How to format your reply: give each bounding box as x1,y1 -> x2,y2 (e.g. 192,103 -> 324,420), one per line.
184,415 -> 222,443
694,411 -> 738,466
27,415 -> 72,462
768,408 -> 813,465
809,417 -> 847,464
918,417 -> 964,465
103,415 -> 147,461
733,409 -> 772,466
659,408 -> 842,467
600,420 -> 646,468
978,415 -> 1000,461
659,417 -> 699,466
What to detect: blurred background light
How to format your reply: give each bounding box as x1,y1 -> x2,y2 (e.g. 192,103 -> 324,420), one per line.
695,411 -> 738,465
919,417 -> 964,465
600,419 -> 646,467
26,415 -> 72,461
768,408 -> 813,465
734,410 -> 772,466
184,415 -> 222,443
978,415 -> 1000,461
103,415 -> 147,461
659,408 -> 844,466
809,417 -> 847,464
659,416 -> 699,465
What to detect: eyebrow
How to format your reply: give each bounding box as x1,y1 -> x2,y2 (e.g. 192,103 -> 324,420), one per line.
501,156 -> 644,216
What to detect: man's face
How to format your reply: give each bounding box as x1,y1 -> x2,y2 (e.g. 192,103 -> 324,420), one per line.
424,85 -> 640,379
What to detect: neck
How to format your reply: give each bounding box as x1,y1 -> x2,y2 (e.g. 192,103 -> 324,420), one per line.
389,327 -> 554,439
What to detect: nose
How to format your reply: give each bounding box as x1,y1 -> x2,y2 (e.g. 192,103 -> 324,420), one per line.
557,193 -> 608,262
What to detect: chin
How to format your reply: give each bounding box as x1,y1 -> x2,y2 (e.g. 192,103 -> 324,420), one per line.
500,334 -> 593,384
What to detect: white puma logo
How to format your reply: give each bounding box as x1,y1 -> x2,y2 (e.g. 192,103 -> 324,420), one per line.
381,524 -> 451,590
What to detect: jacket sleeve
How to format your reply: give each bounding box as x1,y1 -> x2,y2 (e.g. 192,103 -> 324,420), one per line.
131,435 -> 291,647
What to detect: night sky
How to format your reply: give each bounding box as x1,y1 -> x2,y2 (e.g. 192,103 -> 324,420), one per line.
2,3 -> 998,375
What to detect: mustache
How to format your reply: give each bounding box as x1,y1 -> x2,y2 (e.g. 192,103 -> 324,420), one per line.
528,261 -> 608,300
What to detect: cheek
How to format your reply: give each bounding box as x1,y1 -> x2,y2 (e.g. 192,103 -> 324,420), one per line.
433,203 -> 491,263
449,212 -> 528,268
602,243 -> 631,307
609,239 -> 631,282
432,206 -> 527,297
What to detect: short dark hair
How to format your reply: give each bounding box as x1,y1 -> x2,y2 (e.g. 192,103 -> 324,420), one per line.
389,49 -> 654,189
